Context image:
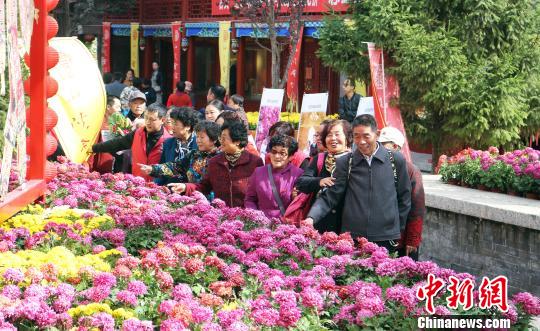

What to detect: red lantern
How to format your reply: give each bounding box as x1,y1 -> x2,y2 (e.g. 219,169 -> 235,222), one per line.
44,108 -> 58,131
46,76 -> 58,98
46,0 -> 60,12
45,133 -> 58,157
47,16 -> 58,40
45,161 -> 58,182
47,46 -> 59,69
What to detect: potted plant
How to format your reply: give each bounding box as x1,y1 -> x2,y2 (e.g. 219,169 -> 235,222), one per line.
461,158 -> 482,188
439,162 -> 461,185
479,161 -> 513,193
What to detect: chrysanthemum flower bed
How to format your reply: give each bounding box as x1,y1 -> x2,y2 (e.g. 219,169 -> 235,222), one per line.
438,147 -> 540,198
0,158 -> 538,330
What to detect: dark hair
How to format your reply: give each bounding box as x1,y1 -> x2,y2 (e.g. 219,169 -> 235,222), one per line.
229,94 -> 244,107
209,85 -> 226,101
207,99 -> 225,112
267,134 -> 298,156
142,78 -> 152,87
113,72 -> 123,81
268,121 -> 295,138
176,81 -> 186,92
169,107 -> 199,132
106,95 -> 119,106
146,103 -> 167,119
321,119 -> 353,148
195,120 -> 221,147
352,114 -> 378,132
221,120 -> 248,148
344,79 -> 356,88
103,72 -> 113,84
133,77 -> 142,89
216,111 -> 241,124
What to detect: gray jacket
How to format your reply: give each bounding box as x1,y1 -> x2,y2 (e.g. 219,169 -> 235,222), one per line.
308,145 -> 411,242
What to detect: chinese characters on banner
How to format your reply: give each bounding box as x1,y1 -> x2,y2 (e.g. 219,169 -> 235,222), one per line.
102,22 -> 111,73
367,42 -> 411,162
171,22 -> 181,91
297,92 -> 328,156
218,21 -> 231,94
212,0 -> 348,16
130,23 -> 139,77
286,26 -> 303,112
255,88 -> 284,151
417,274 -> 508,314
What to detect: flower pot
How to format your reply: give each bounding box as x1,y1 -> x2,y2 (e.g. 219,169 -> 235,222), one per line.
525,192 -> 539,200
447,179 -> 459,185
460,181 -> 470,188
490,188 -> 503,194
477,184 -> 488,191
507,190 -> 521,197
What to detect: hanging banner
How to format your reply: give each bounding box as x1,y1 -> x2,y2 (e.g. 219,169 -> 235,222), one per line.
130,23 -> 139,77
18,0 -> 33,52
49,37 -> 106,164
255,88 -> 284,151
171,22 -> 182,90
102,22 -> 111,73
297,92 -> 328,157
0,0 -> 6,95
286,26 -> 303,112
218,21 -> 231,93
367,43 -> 411,162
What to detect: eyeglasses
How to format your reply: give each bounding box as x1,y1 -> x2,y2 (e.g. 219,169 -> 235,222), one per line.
270,150 -> 288,158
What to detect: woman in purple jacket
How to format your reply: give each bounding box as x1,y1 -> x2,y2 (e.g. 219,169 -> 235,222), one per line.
245,134 -> 304,219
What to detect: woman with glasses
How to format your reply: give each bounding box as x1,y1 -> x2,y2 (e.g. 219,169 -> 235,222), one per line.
244,135 -> 304,219
295,119 -> 352,233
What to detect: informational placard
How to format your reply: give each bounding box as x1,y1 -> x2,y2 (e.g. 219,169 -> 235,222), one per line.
357,96 -> 375,117
49,37 -> 106,164
255,88 -> 284,151
297,93 -> 328,156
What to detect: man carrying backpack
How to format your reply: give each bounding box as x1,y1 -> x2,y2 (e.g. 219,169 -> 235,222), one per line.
305,114 -> 411,253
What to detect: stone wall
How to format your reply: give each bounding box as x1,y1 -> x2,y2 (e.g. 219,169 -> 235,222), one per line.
421,175 -> 540,296
419,207 -> 539,296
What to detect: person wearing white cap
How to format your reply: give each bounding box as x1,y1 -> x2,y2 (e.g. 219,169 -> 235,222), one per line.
379,126 -> 425,261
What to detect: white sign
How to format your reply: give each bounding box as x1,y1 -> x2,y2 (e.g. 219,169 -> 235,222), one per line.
357,96 -> 375,117
255,88 -> 284,151
297,93 -> 328,156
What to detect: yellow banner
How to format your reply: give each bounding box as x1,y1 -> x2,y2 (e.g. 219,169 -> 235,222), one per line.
218,21 -> 231,93
130,23 -> 139,77
48,37 -> 106,163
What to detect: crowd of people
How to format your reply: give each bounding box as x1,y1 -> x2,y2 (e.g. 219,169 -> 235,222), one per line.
92,71 -> 425,260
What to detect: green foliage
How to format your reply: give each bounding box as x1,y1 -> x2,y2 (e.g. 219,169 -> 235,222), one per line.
461,159 -> 483,187
124,225 -> 164,256
317,0 -> 540,160
479,161 -> 514,191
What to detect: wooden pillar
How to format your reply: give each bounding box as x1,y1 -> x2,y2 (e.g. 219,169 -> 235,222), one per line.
236,37 -> 245,97
142,36 -> 153,79
187,37 -> 195,84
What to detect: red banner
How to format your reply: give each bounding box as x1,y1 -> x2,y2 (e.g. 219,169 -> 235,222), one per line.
212,0 -> 348,16
286,26 -> 303,112
171,22 -> 182,91
101,22 -> 111,73
367,43 -> 411,162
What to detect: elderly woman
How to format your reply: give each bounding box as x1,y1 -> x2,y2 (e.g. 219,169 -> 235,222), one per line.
295,119 -> 352,234
245,134 -> 304,219
170,120 -> 262,207
140,121 -> 220,192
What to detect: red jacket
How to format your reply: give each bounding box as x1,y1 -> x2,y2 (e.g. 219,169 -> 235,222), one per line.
400,161 -> 425,248
185,150 -> 263,207
132,127 -> 171,181
166,92 -> 192,108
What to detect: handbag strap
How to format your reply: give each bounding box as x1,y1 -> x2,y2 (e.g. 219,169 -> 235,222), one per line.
267,165 -> 286,216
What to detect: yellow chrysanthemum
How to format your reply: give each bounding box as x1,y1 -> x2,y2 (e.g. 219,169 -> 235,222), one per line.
68,303 -> 113,318
112,308 -> 135,320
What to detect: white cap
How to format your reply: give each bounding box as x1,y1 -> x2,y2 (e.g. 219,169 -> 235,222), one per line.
378,126 -> 405,148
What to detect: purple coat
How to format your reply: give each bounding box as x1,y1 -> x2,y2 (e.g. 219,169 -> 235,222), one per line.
244,163 -> 304,219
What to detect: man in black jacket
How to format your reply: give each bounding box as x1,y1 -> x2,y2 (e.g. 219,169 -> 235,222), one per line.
337,79 -> 362,123
305,114 -> 411,253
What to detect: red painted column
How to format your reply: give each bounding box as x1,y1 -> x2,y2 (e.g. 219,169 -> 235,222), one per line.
236,37 -> 245,97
